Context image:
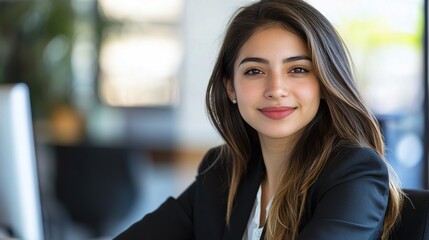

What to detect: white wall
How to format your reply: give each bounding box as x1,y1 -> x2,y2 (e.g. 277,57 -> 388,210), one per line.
176,0 -> 252,148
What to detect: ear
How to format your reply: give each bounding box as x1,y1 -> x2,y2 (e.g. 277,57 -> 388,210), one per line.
223,78 -> 236,101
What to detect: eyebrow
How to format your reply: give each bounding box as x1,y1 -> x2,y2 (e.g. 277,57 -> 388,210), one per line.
238,56 -> 312,66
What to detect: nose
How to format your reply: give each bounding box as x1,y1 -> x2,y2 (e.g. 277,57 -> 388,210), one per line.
264,73 -> 288,99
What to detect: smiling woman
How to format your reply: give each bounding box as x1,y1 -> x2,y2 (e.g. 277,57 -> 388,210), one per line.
226,26 -> 320,142
114,1 -> 403,239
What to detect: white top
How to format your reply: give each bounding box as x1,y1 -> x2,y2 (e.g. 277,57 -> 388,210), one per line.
242,185 -> 273,240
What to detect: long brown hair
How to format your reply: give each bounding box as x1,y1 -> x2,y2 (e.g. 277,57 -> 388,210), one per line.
205,0 -> 403,239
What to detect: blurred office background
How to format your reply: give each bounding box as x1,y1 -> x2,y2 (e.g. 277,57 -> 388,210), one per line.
0,0 -> 427,239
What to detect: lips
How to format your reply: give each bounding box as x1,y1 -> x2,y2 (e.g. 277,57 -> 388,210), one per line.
259,106 -> 296,120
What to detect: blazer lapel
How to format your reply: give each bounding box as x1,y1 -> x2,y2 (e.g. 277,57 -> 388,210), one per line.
223,154 -> 265,240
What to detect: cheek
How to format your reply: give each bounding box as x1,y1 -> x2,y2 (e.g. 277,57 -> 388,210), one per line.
234,82 -> 261,100
295,82 -> 321,103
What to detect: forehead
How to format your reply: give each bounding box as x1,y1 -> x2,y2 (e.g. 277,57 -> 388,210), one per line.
236,26 -> 309,62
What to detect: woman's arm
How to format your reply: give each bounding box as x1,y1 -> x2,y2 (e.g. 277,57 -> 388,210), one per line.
113,182 -> 196,240
113,147 -> 223,240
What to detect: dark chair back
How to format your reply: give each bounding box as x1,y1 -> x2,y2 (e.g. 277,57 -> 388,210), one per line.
390,189 -> 429,240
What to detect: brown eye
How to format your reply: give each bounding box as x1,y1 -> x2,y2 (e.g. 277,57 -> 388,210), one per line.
245,69 -> 263,75
290,67 -> 309,74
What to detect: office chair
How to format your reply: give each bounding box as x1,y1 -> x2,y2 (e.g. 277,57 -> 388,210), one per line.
390,189 -> 429,240
54,144 -> 138,237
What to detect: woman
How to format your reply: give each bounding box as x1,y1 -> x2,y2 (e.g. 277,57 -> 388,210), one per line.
115,0 -> 403,239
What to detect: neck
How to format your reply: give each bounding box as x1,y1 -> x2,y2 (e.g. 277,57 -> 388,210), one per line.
259,135 -> 296,195
258,136 -> 295,227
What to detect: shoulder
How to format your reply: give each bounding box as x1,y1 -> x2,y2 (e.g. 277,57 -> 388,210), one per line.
197,145 -> 224,172
329,145 -> 387,172
300,146 -> 390,238
196,145 -> 231,178
315,145 -> 389,193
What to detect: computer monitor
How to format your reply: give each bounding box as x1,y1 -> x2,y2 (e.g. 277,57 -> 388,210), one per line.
0,83 -> 44,240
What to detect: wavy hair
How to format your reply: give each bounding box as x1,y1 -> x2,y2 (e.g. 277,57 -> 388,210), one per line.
205,0 -> 403,239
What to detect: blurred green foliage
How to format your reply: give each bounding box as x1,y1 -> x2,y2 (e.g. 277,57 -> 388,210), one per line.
0,1 -> 74,119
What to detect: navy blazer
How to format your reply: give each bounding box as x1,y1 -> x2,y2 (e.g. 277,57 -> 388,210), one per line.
114,145 -> 389,240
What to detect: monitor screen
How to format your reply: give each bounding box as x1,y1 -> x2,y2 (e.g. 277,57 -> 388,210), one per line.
0,83 -> 44,240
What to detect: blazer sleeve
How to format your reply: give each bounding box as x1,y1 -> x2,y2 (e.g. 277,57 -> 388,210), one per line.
113,147 -> 221,240
298,147 -> 390,240
113,183 -> 196,240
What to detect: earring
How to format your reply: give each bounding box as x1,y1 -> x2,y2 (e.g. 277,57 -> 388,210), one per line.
232,99 -> 237,104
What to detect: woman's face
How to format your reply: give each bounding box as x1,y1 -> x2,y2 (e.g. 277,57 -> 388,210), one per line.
227,26 -> 321,142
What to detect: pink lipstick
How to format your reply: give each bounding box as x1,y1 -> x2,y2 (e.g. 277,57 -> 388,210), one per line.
259,106 -> 295,120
